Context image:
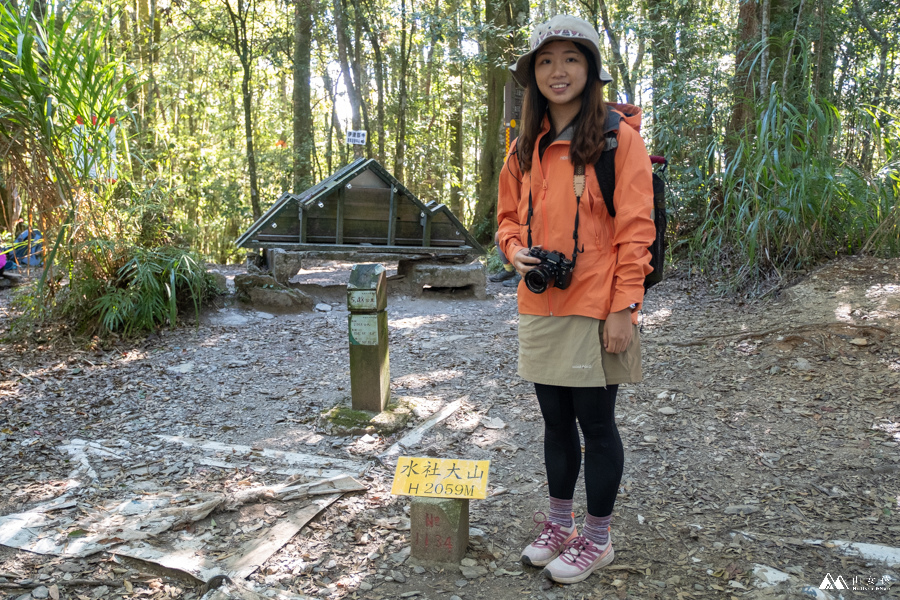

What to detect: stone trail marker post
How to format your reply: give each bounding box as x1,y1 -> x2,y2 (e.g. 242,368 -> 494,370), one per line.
347,264 -> 390,412
391,456 -> 490,563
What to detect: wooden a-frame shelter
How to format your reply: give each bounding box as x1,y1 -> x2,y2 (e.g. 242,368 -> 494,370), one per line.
236,159 -> 485,256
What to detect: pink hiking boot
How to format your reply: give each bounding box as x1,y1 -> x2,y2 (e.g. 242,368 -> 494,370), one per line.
520,513 -> 577,568
542,534 -> 615,584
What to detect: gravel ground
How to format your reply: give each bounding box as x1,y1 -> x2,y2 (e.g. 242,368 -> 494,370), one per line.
0,256 -> 898,600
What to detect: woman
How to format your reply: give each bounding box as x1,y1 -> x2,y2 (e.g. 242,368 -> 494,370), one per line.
496,15 -> 656,584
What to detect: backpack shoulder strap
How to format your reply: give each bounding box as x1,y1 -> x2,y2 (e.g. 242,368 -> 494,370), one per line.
596,111 -> 622,217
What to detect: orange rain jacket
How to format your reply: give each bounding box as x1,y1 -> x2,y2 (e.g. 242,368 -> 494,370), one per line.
497,103 -> 655,324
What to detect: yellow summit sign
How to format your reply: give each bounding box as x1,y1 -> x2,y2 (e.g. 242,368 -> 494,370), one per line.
391,457 -> 490,500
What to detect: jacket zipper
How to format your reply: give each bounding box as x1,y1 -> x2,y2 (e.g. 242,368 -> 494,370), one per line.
536,134 -> 572,318
538,172 -> 553,316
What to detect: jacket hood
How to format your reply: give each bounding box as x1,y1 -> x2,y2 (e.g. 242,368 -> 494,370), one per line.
607,102 -> 643,134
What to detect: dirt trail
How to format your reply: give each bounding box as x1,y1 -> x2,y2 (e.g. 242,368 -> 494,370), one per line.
0,256 -> 898,600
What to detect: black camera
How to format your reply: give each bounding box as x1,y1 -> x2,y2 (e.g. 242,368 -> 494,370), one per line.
524,248 -> 575,294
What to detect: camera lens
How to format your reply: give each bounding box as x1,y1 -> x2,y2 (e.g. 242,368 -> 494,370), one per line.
524,266 -> 553,294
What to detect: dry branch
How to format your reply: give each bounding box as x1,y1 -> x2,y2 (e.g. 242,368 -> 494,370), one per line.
671,322 -> 894,347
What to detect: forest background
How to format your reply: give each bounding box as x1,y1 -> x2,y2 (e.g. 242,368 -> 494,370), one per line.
0,0 -> 898,332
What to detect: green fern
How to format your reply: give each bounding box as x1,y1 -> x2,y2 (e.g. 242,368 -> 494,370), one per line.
92,287 -> 135,334
78,245 -> 215,335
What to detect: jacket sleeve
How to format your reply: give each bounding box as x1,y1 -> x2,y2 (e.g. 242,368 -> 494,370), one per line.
609,125 -> 655,313
497,142 -> 527,262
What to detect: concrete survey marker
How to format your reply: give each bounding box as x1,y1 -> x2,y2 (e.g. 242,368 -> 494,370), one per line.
391,456 -> 490,563
409,497 -> 469,563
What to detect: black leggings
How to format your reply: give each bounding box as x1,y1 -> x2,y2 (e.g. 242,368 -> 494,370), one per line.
535,383 -> 623,517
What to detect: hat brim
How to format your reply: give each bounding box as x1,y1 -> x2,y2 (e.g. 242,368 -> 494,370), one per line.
509,36 -> 613,88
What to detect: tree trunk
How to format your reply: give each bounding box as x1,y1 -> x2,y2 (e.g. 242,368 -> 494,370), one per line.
0,182 -> 9,232
119,2 -> 143,178
832,44 -> 852,108
760,0 -> 770,95
0,178 -> 20,234
393,0 -> 409,182
322,66 -> 346,171
136,0 -> 152,170
769,0 -> 809,105
352,12 -> 372,158
449,7 -> 464,219
31,0 -> 47,22
472,0 -> 505,242
151,0 -> 160,62
240,58 -> 261,219
852,0 -> 889,107
726,0 -> 759,159
597,0 -> 635,104
780,0 -> 807,95
359,0 -> 385,162
365,27 -> 386,162
146,0 -> 160,157
416,0 -> 443,198
472,0 -> 527,244
293,0 -> 314,192
333,0 -> 361,135
424,0 -> 441,101
850,0 -> 890,169
223,0 -> 262,220
647,0 -> 675,155
812,0 -> 835,102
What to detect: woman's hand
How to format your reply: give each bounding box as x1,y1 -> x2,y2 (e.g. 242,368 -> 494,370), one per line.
603,309 -> 634,354
512,247 -> 542,277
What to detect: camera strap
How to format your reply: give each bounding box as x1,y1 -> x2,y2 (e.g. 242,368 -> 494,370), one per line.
525,165 -> 586,265
527,190 -> 534,249
572,165 -> 585,264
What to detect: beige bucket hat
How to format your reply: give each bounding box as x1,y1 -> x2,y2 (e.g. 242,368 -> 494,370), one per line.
509,15 -> 613,88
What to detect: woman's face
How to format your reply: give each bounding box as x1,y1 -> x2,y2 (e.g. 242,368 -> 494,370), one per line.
533,40 -> 589,114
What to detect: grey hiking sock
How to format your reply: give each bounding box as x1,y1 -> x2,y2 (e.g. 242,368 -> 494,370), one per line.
548,497 -> 574,527
583,513 -> 611,546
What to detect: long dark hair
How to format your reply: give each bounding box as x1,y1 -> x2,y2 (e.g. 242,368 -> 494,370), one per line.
516,42 -> 608,173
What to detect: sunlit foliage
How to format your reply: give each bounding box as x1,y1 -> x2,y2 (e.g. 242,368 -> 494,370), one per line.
2,0 -> 898,304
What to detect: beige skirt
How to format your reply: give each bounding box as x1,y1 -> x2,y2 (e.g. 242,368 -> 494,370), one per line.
517,314 -> 642,387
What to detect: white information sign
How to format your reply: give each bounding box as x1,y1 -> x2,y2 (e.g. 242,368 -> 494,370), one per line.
349,314 -> 378,346
347,130 -> 367,146
348,290 -> 377,311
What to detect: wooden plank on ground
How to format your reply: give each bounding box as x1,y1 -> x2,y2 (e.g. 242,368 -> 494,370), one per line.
380,398 -> 465,459
225,494 -> 341,579
194,457 -> 351,480
156,436 -> 365,475
225,475 -> 366,508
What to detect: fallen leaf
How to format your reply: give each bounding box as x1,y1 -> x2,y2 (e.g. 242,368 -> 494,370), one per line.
482,417 -> 506,429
